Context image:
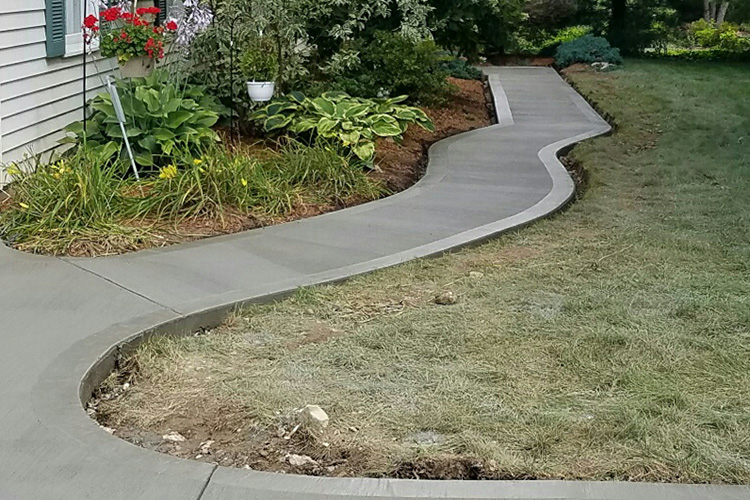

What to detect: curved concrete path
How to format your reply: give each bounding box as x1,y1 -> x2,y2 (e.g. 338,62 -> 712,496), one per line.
1,67 -> 746,500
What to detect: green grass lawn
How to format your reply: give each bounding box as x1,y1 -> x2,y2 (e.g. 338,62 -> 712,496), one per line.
98,60 -> 750,482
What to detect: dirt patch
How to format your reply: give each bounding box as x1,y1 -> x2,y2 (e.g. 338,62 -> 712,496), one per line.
90,390 -> 541,479
1,78 -> 491,257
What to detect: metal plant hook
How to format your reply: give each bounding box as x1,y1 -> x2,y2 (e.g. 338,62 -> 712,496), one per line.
83,0 -> 88,135
207,0 -> 246,140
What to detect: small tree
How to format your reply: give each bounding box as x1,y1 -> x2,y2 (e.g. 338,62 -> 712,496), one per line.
430,0 -> 525,60
704,0 -> 731,27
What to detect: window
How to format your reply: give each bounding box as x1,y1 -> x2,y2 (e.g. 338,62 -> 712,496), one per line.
64,0 -> 98,56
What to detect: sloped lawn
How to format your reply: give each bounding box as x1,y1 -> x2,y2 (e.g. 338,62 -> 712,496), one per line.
94,60 -> 750,482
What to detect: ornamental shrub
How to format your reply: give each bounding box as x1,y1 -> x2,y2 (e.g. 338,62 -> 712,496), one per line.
539,25 -> 593,56
555,35 -> 623,68
430,0 -> 525,60
440,57 -> 483,81
331,32 -> 452,106
643,47 -> 750,62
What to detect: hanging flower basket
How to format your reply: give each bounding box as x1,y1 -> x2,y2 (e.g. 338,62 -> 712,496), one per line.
83,6 -> 178,78
120,55 -> 155,78
241,39 -> 279,102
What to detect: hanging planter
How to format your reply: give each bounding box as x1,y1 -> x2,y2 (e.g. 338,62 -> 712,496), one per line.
241,39 -> 279,103
119,55 -> 155,78
83,6 -> 178,78
247,81 -> 276,102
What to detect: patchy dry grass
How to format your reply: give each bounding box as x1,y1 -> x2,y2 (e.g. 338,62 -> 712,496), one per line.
96,60 -> 750,482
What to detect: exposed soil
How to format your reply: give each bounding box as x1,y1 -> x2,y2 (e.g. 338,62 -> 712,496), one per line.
1,78 -> 491,257
91,385 -> 544,480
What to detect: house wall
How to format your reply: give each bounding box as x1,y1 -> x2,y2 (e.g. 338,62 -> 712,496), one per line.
0,0 -> 117,184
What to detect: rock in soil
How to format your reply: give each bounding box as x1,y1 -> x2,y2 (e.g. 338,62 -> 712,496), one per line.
298,404 -> 330,431
434,291 -> 457,305
162,431 -> 186,443
287,454 -> 318,467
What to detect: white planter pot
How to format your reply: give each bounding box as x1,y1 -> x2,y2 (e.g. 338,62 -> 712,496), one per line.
119,56 -> 154,78
247,81 -> 275,102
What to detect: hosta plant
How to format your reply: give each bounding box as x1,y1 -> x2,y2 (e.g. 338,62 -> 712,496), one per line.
250,91 -> 434,164
62,72 -> 222,169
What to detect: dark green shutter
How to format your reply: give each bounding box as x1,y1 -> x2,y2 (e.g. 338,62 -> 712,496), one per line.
156,0 -> 168,25
45,0 -> 66,57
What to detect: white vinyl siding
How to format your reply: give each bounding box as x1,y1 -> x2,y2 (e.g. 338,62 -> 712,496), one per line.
0,0 -> 117,184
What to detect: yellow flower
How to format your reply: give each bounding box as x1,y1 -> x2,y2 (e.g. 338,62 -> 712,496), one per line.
241,178 -> 248,187
19,202 -> 29,209
193,158 -> 203,165
6,165 -> 22,177
159,164 -> 178,180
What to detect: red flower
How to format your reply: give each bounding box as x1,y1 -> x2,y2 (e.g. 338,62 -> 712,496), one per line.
121,12 -> 132,20
83,14 -> 98,28
148,7 -> 161,15
136,7 -> 147,16
165,20 -> 178,31
120,31 -> 128,39
100,7 -> 121,22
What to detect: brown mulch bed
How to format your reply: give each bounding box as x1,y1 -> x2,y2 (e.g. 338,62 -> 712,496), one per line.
3,78 -> 491,257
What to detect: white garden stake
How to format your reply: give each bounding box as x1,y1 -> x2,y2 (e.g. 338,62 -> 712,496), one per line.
106,76 -> 140,180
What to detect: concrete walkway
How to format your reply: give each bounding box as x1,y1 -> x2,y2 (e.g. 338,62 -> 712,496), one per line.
0,67 -> 746,500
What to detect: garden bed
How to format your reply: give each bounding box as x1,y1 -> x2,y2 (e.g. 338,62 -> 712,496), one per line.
91,61 -> 750,483
0,78 -> 490,257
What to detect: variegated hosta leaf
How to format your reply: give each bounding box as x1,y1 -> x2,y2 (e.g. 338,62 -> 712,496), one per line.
352,141 -> 376,162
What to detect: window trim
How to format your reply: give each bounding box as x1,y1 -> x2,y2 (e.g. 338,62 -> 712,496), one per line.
64,0 -> 99,58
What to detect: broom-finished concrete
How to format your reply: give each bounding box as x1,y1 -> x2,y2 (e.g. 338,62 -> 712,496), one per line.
1,67 -> 746,500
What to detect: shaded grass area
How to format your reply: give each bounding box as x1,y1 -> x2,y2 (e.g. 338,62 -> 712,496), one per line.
97,60 -> 750,482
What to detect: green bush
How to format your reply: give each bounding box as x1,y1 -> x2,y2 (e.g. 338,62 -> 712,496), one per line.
187,19 -> 257,129
555,35 -> 623,68
440,57 -> 483,80
643,46 -> 750,62
62,72 -> 222,170
688,20 -> 748,50
240,38 -> 279,82
430,0 -> 525,60
250,91 -> 434,165
539,25 -> 593,56
332,32 -> 452,106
